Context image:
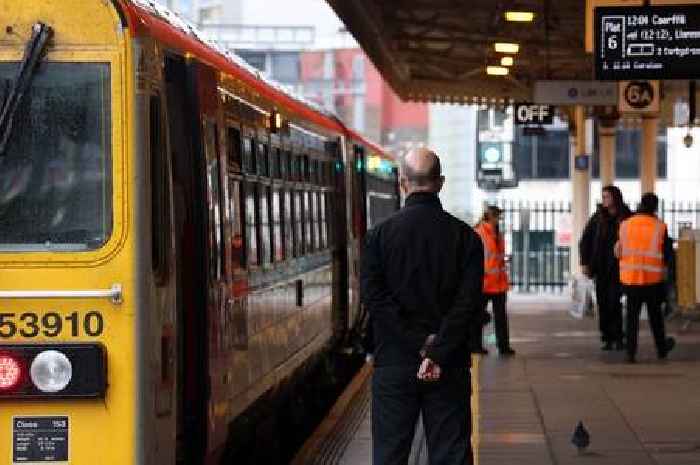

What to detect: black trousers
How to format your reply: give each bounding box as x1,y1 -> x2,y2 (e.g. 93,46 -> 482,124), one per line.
474,292 -> 511,351
595,276 -> 623,343
624,284 -> 668,357
372,365 -> 472,465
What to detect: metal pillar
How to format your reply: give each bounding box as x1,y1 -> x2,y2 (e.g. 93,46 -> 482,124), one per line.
599,124 -> 616,186
640,115 -> 659,193
571,106 -> 590,276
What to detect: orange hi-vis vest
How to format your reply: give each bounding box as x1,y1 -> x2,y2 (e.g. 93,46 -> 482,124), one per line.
475,222 -> 509,293
619,214 -> 667,286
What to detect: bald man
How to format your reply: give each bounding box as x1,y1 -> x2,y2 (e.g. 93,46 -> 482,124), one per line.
361,148 -> 483,465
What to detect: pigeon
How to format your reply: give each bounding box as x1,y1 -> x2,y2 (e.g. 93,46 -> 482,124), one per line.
571,421 -> 590,453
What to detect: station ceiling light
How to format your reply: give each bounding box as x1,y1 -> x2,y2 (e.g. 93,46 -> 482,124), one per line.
486,66 -> 509,76
501,56 -> 514,66
505,11 -> 535,22
494,42 -> 520,54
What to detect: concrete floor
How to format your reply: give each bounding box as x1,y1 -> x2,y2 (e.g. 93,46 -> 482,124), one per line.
329,295 -> 700,465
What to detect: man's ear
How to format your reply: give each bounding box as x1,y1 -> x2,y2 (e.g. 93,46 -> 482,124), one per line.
399,177 -> 408,194
436,176 -> 445,192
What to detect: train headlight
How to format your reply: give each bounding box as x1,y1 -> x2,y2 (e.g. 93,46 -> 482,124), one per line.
0,355 -> 23,390
30,350 -> 72,393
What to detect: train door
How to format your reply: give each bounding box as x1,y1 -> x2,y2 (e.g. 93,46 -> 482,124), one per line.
326,139 -> 349,341
145,59 -> 179,465
347,144 -> 367,333
164,55 -> 209,465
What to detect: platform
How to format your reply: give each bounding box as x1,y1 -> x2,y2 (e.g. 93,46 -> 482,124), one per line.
293,295 -> 700,465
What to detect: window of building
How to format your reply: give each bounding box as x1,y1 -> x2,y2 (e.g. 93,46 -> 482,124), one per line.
513,128 -> 570,179
284,190 -> 294,258
271,52 -> 300,83
237,51 -> 266,73
592,127 -> 667,179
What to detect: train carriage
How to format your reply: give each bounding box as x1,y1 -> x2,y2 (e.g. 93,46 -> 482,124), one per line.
0,1 -> 398,464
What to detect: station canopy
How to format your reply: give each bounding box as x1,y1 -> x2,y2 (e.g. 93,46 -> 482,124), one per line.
325,0 -> 589,103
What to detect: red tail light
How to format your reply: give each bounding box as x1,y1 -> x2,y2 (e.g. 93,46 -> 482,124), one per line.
0,355 -> 23,391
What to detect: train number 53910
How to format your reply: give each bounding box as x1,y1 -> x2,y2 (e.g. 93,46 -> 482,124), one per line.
0,311 -> 104,338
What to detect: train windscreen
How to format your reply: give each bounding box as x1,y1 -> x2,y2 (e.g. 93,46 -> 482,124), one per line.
0,62 -> 112,251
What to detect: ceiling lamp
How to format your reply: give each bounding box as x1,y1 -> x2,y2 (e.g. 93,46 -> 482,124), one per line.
494,42 -> 520,54
505,11 -> 535,22
501,56 -> 514,66
486,66 -> 509,76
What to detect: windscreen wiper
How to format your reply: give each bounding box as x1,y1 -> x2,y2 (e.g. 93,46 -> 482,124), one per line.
0,22 -> 53,157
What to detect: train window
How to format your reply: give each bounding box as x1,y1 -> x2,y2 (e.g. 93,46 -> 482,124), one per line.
272,188 -> 283,261
319,192 -> 327,249
294,190 -> 304,256
0,62 -> 112,251
259,185 -> 272,264
283,190 -> 293,258
302,156 -> 310,182
284,150 -> 292,179
204,121 -> 224,281
312,191 -> 320,250
325,192 -> 334,248
227,127 -> 242,172
245,183 -> 259,267
258,143 -> 269,177
150,94 -> 170,284
304,190 -> 313,252
309,159 -> 317,185
228,178 -> 245,270
293,155 -> 302,182
243,137 -> 256,174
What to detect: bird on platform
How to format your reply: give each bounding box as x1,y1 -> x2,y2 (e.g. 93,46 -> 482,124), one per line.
571,421 -> 590,453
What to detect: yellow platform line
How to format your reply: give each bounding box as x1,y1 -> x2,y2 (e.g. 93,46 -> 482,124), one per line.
471,354 -> 481,465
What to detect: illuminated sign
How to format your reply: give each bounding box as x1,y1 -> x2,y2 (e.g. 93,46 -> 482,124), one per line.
595,5 -> 700,80
514,103 -> 554,125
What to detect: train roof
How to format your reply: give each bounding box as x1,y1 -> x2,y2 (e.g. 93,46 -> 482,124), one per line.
116,0 -> 393,162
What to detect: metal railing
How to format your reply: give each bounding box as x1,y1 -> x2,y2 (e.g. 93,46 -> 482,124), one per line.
492,199 -> 700,293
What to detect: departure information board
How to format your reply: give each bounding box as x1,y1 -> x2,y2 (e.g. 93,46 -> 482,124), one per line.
595,5 -> 700,80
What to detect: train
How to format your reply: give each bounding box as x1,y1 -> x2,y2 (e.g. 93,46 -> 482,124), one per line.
0,1 -> 400,464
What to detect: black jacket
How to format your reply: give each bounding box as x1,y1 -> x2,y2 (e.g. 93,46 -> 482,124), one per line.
579,204 -> 632,279
360,192 -> 484,368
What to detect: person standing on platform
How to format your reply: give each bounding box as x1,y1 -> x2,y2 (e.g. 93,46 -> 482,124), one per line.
473,206 -> 515,356
615,192 -> 676,364
579,185 -> 632,351
361,147 -> 483,465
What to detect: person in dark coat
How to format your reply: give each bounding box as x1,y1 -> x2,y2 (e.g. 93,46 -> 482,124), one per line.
361,147 -> 483,465
579,185 -> 632,351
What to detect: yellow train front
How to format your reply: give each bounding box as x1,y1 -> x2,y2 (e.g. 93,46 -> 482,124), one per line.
0,0 -> 142,464
0,1 -> 401,464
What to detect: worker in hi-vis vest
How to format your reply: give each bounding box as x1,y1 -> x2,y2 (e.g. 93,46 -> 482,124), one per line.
473,206 -> 515,357
615,193 -> 676,364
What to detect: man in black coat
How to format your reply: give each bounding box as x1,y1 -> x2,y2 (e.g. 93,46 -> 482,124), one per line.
579,185 -> 631,350
361,148 -> 483,465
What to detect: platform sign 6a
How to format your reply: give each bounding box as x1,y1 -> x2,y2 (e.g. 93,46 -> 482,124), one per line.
514,103 -> 554,125
618,80 -> 660,113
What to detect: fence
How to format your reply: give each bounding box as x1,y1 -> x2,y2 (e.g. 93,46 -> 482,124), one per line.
493,199 -> 700,293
